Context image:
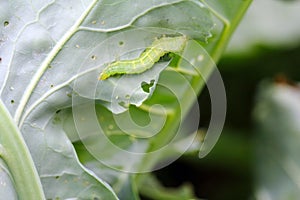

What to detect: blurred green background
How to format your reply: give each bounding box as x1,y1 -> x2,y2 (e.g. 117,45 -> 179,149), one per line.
152,0 -> 300,199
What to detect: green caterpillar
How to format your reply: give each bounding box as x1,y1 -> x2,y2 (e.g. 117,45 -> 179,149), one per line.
99,35 -> 187,80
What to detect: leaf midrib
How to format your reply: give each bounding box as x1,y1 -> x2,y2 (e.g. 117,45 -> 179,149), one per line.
14,0 -> 98,126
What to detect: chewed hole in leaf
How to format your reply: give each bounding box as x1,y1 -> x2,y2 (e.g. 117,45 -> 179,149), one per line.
4,21 -> 9,27
66,92 -> 72,98
119,41 -> 124,46
10,99 -> 14,104
141,79 -> 155,93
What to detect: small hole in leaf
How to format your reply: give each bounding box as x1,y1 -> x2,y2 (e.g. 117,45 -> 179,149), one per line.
119,41 -> 124,46
10,100 -> 15,104
55,109 -> 61,114
91,55 -> 97,60
55,176 -> 59,179
4,21 -> 9,27
141,79 -> 155,93
50,84 -> 54,88
66,92 -> 72,98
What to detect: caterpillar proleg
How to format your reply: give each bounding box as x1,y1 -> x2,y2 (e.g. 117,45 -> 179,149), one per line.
99,35 -> 187,80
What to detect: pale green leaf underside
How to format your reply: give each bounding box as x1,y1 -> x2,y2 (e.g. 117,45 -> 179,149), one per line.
0,0 -> 251,199
0,0 -> 213,199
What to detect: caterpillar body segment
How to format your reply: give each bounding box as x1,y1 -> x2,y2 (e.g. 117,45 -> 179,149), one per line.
99,35 -> 187,80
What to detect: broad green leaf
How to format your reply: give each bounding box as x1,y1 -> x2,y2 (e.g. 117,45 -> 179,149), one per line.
72,1 -> 214,113
70,0 -> 251,195
0,0 -> 213,198
253,82 -> 300,199
0,0 -> 251,199
73,139 -> 141,200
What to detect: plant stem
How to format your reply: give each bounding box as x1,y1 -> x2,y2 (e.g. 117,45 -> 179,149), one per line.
0,100 -> 45,200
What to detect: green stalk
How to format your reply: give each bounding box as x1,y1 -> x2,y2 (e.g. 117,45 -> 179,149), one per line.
0,100 -> 45,200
